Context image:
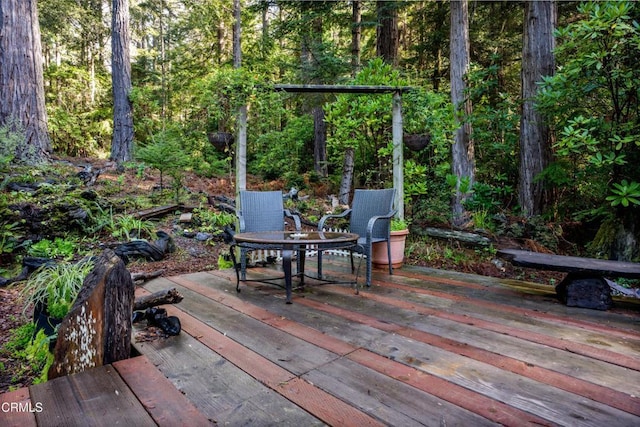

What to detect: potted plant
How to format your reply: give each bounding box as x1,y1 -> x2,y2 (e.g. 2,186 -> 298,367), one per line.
402,88 -> 455,152
20,259 -> 93,337
372,218 -> 409,269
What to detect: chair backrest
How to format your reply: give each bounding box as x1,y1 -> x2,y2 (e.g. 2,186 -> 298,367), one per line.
238,190 -> 285,232
349,189 -> 396,239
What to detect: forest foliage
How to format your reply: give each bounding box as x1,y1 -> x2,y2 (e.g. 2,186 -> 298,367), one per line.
2,0 -> 640,260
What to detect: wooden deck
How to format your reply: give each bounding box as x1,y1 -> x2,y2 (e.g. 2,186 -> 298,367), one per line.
0,355 -> 212,426
1,256 -> 638,426
132,257 -> 639,426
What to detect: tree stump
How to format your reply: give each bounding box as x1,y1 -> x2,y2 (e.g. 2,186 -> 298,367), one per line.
48,249 -> 135,379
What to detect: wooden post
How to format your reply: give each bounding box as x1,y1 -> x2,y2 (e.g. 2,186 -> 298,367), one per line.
392,90 -> 404,220
48,249 -> 134,379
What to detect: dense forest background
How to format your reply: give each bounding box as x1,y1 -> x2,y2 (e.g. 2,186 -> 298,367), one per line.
1,0 -> 640,262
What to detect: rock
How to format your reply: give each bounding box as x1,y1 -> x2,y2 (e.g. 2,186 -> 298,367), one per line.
195,232 -> 212,241
555,273 -> 612,310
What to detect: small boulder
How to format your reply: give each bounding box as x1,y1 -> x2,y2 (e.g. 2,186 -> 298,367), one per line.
555,273 -> 612,310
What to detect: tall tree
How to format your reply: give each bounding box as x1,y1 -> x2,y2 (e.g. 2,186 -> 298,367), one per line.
110,0 -> 134,162
376,0 -> 399,65
449,0 -> 475,227
351,0 -> 362,76
0,0 -> 51,163
519,0 -> 556,217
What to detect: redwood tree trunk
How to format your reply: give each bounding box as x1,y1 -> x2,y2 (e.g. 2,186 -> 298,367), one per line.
110,0 -> 134,163
351,0 -> 362,76
519,1 -> 556,217
0,0 -> 51,163
450,0 -> 475,227
376,1 -> 399,65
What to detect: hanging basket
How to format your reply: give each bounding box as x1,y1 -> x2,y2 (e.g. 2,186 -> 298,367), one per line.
208,132 -> 234,152
403,133 -> 431,151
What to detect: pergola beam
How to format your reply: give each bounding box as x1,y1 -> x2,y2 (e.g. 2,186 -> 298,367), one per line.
274,84 -> 412,94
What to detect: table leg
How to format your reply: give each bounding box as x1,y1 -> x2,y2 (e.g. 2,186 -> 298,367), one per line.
298,247 -> 306,286
282,248 -> 293,304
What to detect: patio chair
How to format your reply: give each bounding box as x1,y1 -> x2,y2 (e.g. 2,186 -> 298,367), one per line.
318,188 -> 396,287
236,190 -> 301,280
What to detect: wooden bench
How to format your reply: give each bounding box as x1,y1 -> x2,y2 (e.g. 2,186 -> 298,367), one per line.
497,249 -> 640,310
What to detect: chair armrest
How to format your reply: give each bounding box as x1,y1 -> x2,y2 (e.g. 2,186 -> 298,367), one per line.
318,209 -> 352,231
365,209 -> 397,240
284,209 -> 302,231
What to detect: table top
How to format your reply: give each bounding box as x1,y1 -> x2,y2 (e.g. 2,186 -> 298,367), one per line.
234,231 -> 358,246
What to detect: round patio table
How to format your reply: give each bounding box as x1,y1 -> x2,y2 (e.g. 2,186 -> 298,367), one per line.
232,231 -> 359,303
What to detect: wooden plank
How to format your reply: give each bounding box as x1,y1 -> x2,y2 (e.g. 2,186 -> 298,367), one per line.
135,285 -> 385,426
162,272 -> 548,425
304,357 -> 498,426
29,365 -> 156,426
206,267 -> 640,423
323,281 -> 640,370
132,313 -> 325,425
357,334 -> 638,426
142,278 -> 341,376
112,355 -> 213,426
295,292 -> 640,416
134,260 -> 640,425
498,248 -> 640,278
169,272 -> 358,356
0,388 -> 37,427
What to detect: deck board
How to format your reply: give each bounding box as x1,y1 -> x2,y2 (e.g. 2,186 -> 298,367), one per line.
29,364 -> 157,427
132,257 -> 639,426
6,256 -> 636,426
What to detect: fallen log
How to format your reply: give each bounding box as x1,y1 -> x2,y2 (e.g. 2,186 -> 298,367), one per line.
134,288 -> 183,311
131,269 -> 165,284
423,227 -> 492,247
132,204 -> 181,220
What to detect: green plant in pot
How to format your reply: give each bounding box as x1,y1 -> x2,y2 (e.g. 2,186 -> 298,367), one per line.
21,259 -> 94,337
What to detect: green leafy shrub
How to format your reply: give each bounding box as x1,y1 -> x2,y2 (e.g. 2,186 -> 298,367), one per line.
136,130 -> 191,191
27,238 -> 77,260
252,116 -> 313,180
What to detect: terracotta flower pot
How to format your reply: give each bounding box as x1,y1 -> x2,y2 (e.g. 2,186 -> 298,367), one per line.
372,229 -> 409,269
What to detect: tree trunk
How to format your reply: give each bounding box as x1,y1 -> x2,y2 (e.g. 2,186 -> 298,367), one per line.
519,1 -> 556,217
449,0 -> 475,227
313,107 -> 327,178
376,1 -> 399,65
110,0 -> 134,163
49,249 -> 134,379
351,0 -> 362,76
0,0 -> 51,163
339,147 -> 355,205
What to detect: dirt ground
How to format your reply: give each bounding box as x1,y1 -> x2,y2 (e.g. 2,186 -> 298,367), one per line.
0,156 -> 565,392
